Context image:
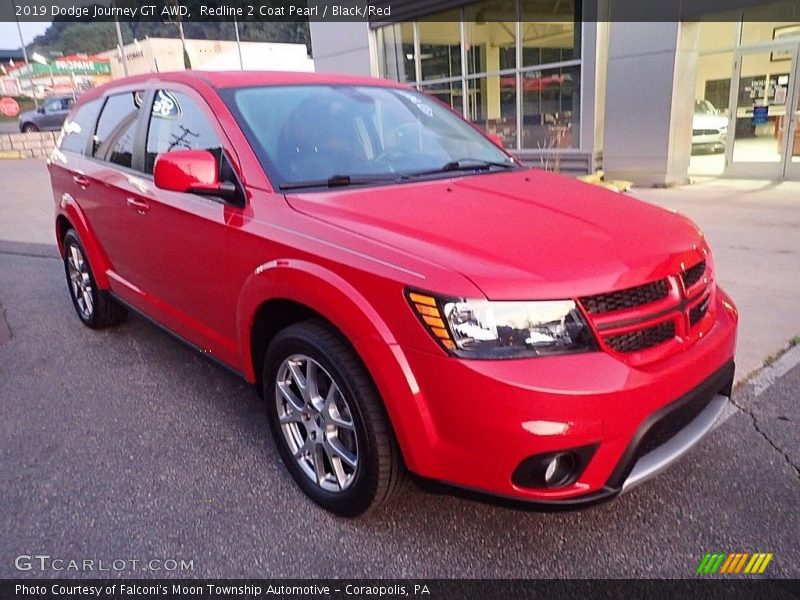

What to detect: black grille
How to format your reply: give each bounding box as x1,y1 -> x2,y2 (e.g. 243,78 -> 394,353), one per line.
604,321 -> 675,353
580,280 -> 669,315
693,128 -> 720,136
633,388 -> 717,461
682,260 -> 706,289
689,295 -> 710,327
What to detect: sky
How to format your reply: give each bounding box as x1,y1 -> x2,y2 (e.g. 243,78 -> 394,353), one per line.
0,21 -> 52,51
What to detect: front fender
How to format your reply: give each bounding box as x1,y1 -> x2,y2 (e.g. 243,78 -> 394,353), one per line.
237,259 -> 438,472
55,196 -> 112,289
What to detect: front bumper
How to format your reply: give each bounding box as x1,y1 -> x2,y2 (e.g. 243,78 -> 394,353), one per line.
427,360 -> 733,510
394,290 -> 738,505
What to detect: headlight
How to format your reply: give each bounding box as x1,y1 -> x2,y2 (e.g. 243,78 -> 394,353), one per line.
407,290 -> 596,359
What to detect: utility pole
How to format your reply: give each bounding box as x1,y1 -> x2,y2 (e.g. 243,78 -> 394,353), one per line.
114,17 -> 129,77
234,16 -> 244,70
177,19 -> 190,70
11,0 -> 37,107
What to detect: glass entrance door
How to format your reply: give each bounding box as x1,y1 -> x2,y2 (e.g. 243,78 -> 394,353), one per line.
784,52 -> 800,179
725,43 -> 800,178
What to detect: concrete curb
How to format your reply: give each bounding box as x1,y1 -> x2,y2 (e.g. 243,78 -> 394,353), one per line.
713,341 -> 800,431
0,240 -> 59,259
0,150 -> 28,160
751,344 -> 800,397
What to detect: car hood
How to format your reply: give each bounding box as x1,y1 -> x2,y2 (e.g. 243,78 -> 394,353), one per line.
18,110 -> 36,122
284,170 -> 707,300
692,113 -> 728,130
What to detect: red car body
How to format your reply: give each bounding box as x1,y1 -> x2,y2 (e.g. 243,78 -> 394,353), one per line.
48,71 -> 738,507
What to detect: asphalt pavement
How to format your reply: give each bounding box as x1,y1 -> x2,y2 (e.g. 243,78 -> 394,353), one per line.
0,242 -> 798,579
0,121 -> 20,134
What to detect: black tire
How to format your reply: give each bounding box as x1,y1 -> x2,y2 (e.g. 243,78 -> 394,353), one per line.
263,320 -> 404,516
21,123 -> 38,133
62,229 -> 127,329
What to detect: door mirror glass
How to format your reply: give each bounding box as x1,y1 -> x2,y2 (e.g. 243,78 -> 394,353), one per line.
154,149 -> 236,199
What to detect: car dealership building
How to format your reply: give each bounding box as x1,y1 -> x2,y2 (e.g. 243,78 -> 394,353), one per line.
310,0 -> 800,184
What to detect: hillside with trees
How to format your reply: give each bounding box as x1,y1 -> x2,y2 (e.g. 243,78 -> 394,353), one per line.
26,12 -> 310,58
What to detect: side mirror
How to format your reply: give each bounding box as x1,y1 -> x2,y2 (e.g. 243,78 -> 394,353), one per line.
488,133 -> 505,148
153,150 -> 238,201
37,106 -> 46,114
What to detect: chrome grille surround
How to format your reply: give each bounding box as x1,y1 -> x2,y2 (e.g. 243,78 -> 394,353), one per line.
579,258 -> 713,356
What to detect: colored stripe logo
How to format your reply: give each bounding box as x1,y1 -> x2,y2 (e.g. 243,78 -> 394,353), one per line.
696,553 -> 773,574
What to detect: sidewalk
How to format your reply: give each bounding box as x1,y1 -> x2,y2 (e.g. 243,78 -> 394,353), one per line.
1,159 -> 797,382
631,178 -> 800,380
0,159 -> 54,246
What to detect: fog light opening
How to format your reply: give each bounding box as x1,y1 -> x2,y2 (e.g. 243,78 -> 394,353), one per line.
544,452 -> 576,488
511,444 -> 598,490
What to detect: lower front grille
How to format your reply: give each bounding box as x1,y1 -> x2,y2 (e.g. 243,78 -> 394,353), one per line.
632,383 -> 718,461
604,321 -> 676,353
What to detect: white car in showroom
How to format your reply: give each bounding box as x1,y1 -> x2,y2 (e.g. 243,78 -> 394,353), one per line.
692,99 -> 728,153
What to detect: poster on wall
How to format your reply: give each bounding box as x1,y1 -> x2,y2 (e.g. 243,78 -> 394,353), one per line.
771,24 -> 800,61
752,105 -> 769,126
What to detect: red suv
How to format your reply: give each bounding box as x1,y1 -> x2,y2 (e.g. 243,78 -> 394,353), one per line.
48,72 -> 738,516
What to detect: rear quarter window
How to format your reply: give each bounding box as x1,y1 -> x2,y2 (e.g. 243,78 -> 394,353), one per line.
92,91 -> 145,169
58,99 -> 102,155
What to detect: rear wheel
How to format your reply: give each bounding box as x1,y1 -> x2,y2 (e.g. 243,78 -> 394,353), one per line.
263,321 -> 404,516
62,230 -> 127,328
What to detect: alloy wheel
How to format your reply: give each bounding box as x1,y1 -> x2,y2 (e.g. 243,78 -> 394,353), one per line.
275,354 -> 359,493
66,242 -> 94,319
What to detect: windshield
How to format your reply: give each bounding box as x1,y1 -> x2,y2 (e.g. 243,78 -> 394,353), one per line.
221,85 -> 514,189
694,99 -> 718,115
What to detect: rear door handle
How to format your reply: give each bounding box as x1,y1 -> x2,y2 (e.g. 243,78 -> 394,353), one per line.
72,174 -> 90,187
126,197 -> 150,214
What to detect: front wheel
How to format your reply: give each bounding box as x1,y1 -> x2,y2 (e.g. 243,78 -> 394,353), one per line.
21,123 -> 39,133
263,321 -> 404,516
62,230 -> 127,328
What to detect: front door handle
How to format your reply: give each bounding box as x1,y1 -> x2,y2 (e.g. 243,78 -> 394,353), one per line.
126,197 -> 150,214
72,174 -> 90,187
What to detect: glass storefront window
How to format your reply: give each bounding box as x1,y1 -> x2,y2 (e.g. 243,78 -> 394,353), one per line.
741,2 -> 800,47
694,3 -> 800,178
521,65 -> 579,149
420,80 -> 465,114
520,0 -> 580,66
695,53 -> 734,113
731,51 -> 787,164
467,74 -> 517,148
464,1 -> 517,75
374,0 -> 583,152
689,52 -> 733,176
377,22 -> 415,83
418,13 -> 462,81
696,21 -> 739,52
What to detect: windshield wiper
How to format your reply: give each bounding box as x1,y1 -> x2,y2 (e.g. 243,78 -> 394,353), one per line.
279,174 -> 402,191
404,159 -> 520,178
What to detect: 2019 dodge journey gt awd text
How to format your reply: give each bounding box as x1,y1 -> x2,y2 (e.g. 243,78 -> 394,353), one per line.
48,71 -> 738,516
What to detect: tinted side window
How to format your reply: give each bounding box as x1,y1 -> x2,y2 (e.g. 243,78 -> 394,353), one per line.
43,98 -> 63,114
93,91 -> 144,169
59,98 -> 102,155
145,90 -> 221,174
